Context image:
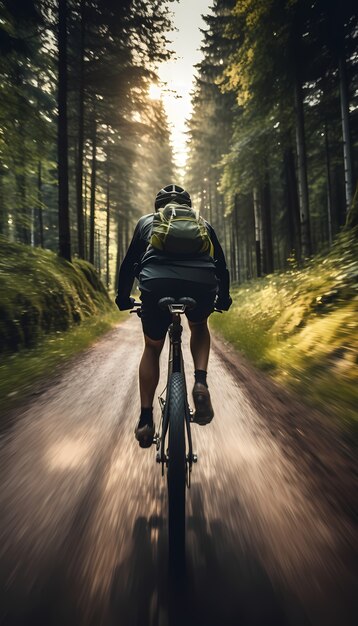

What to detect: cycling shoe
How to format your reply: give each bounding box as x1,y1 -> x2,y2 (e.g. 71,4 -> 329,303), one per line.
192,382 -> 214,425
135,421 -> 155,448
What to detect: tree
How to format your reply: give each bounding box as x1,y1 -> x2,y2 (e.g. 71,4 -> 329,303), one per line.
0,0 -> 54,245
58,0 -> 71,261
187,0 -> 357,283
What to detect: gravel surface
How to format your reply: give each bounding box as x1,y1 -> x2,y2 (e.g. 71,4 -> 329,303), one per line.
0,318 -> 356,626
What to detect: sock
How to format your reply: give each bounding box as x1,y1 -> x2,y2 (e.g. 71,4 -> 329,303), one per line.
139,407 -> 153,427
194,369 -> 208,387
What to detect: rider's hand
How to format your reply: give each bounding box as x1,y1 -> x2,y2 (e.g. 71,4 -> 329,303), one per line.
215,294 -> 232,311
115,295 -> 135,311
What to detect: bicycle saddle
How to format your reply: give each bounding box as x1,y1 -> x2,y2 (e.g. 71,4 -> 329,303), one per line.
158,297 -> 197,311
178,297 -> 197,310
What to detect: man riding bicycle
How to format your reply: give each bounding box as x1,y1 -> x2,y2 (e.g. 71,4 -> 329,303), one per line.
115,184 -> 232,447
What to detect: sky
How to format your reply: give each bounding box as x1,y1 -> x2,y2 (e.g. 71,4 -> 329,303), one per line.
155,0 -> 213,178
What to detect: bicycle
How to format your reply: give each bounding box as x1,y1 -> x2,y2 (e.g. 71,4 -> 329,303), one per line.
131,296 -> 199,572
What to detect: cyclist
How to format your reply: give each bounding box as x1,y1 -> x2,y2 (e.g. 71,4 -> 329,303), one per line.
115,184 -> 232,447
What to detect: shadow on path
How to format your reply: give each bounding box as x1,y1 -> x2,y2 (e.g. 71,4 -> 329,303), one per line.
107,489 -> 306,626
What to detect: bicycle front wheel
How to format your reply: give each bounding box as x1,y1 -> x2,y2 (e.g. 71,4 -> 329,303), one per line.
167,372 -> 187,572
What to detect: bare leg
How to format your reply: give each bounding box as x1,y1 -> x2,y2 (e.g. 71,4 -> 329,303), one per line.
188,319 -> 210,371
139,335 -> 165,408
188,318 -> 214,423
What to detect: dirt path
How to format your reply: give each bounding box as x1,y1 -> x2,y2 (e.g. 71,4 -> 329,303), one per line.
0,319 -> 356,626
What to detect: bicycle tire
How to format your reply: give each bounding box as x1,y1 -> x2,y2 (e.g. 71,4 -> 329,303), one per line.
167,371 -> 186,572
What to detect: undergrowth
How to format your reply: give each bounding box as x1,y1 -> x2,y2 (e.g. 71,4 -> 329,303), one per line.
211,229 -> 358,434
0,236 -> 112,353
0,238 -> 125,410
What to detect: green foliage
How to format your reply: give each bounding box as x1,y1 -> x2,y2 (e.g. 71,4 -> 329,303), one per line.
0,236 -> 113,353
0,0 -> 56,242
187,0 -> 358,281
186,1 -> 237,204
0,0 -> 175,281
211,229 -> 358,429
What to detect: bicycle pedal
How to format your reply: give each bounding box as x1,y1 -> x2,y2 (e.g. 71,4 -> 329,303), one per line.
186,453 -> 198,463
139,440 -> 153,449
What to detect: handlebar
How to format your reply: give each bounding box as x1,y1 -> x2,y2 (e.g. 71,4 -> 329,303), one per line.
129,301 -> 223,314
129,301 -> 142,315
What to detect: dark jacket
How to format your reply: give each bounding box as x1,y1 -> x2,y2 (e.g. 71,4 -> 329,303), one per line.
116,212 -> 230,302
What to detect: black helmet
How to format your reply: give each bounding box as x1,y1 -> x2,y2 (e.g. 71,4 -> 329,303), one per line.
155,184 -> 192,210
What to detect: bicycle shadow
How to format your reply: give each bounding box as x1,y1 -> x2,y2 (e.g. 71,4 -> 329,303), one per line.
108,514 -> 169,626
108,488 -> 304,626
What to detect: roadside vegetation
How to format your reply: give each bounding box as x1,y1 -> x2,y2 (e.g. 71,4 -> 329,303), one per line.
0,236 -> 114,352
211,229 -> 358,434
0,237 -> 124,409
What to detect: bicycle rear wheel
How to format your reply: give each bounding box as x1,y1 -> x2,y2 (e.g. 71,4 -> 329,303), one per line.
167,372 -> 186,573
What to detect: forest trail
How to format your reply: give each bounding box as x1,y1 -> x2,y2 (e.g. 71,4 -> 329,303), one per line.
0,319 -> 356,626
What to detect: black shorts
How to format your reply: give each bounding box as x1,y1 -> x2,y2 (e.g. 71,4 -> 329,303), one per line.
139,278 -> 217,340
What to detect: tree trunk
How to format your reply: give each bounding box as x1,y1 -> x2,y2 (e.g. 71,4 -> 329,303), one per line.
339,53 -> 353,214
223,208 -> 228,260
214,184 -> 221,238
35,161 -> 44,247
233,194 -> 240,283
0,162 -> 7,237
230,208 -> 237,284
245,235 -> 251,280
14,120 -> 31,244
58,0 -> 71,261
294,75 -> 311,258
324,120 -> 333,245
230,228 -> 236,283
75,0 -> 85,259
84,167 -> 88,258
208,177 -> 213,225
15,171 -> 30,244
261,170 -> 274,274
89,120 -> 97,265
253,187 -> 261,277
106,160 -> 110,289
283,144 -> 301,261
345,183 -> 358,230
34,75 -> 44,249
96,229 -> 101,274
200,182 -> 205,213
115,215 -> 123,291
124,210 -> 130,252
275,232 -> 281,269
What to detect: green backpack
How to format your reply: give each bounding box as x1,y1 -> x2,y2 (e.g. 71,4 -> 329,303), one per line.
150,203 -> 214,256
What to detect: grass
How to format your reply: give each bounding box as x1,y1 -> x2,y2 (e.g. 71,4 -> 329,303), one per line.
0,236 -> 112,353
0,309 -> 126,412
211,228 -> 358,435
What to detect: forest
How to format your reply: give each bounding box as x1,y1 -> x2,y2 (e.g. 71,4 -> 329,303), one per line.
187,0 -> 358,281
0,0 -> 174,289
1,0 -> 357,289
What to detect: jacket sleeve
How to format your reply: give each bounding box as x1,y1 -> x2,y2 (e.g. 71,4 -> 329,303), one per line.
116,219 -> 148,302
208,224 -> 231,298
